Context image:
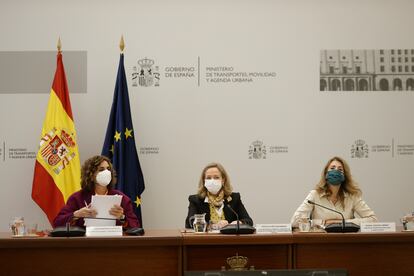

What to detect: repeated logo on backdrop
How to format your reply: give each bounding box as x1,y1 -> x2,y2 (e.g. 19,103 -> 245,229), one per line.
4,54 -> 414,164
0,139 -> 36,162
132,58 -> 160,87
248,140 -> 288,160
351,139 -> 414,158
351,140 -> 369,158
248,141 -> 267,159
130,56 -> 276,87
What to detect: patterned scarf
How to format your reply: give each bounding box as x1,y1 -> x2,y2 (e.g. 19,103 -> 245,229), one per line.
207,190 -> 225,207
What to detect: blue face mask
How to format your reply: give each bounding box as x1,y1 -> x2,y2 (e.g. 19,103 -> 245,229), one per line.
325,170 -> 345,185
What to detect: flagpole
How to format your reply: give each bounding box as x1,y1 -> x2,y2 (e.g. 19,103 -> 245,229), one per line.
119,35 -> 125,53
57,37 -> 62,53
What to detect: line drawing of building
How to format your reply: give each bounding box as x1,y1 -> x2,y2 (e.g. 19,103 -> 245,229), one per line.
320,49 -> 414,91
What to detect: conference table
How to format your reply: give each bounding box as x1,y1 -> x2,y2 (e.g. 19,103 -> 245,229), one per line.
1,229 -> 414,275
0,229 -> 183,275
292,231 -> 414,275
182,230 -> 414,275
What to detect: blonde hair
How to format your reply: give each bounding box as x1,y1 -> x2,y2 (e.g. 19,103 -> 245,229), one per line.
197,162 -> 233,198
315,156 -> 361,208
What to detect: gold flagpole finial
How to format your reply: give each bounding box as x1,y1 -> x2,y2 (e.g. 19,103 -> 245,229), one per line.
57,37 -> 62,52
119,35 -> 125,52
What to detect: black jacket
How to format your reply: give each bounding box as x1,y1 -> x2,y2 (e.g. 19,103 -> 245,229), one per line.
185,192 -> 253,228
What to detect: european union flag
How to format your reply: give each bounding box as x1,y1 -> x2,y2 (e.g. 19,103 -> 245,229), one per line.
102,53 -> 145,226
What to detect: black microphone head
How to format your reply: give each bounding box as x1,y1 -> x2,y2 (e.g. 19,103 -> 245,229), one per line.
307,200 -> 314,204
125,227 -> 145,236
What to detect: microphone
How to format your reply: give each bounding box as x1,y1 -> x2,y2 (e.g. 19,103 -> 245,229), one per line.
307,200 -> 359,233
307,200 -> 346,229
125,227 -> 145,236
219,204 -> 255,235
225,204 -> 240,233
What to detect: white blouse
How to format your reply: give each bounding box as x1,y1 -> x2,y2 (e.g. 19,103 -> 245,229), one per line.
291,189 -> 378,227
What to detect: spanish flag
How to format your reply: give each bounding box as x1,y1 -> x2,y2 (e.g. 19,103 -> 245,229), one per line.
32,51 -> 81,225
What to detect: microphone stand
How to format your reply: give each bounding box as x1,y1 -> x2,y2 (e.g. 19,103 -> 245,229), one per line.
225,204 -> 240,234
308,200 -> 345,230
219,205 -> 255,235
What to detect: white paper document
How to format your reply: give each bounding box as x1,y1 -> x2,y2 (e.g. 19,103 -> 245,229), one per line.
84,195 -> 123,227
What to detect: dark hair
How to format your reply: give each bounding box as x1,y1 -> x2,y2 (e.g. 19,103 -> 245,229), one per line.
81,155 -> 117,193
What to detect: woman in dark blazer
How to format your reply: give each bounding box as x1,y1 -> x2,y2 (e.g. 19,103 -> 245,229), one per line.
185,162 -> 253,229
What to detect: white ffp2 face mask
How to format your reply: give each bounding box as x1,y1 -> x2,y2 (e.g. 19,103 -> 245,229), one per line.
204,179 -> 222,195
96,170 -> 112,187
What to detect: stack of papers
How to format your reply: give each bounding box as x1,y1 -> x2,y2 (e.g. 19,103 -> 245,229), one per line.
84,195 -> 122,227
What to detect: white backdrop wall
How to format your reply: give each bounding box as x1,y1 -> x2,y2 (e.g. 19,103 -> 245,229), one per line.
0,0 -> 413,231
